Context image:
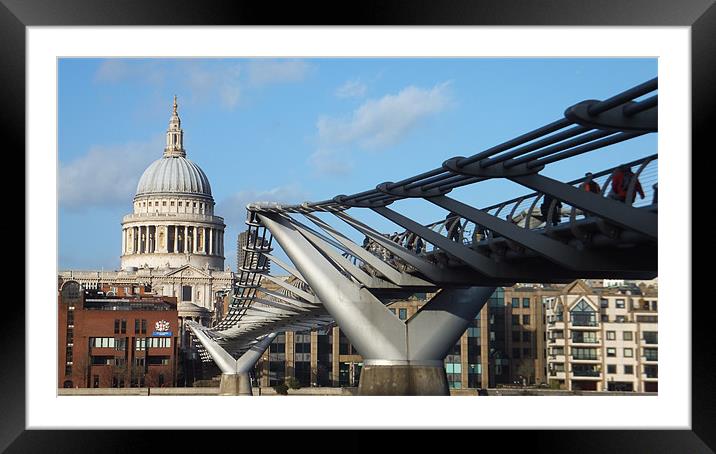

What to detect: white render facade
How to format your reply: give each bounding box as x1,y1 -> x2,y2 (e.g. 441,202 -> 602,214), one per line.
59,97 -> 234,325
544,281 -> 658,393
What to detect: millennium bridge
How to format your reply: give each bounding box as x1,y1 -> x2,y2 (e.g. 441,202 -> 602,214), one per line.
187,78 -> 658,395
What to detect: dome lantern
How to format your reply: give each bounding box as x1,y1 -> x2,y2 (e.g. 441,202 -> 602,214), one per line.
164,95 -> 186,158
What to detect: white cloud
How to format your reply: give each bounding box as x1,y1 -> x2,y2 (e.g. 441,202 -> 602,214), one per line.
184,62 -> 242,109
247,60 -> 312,86
307,148 -> 354,176
59,135 -> 164,211
317,81 -> 453,149
335,79 -> 367,98
94,60 -> 166,85
217,185 -> 309,227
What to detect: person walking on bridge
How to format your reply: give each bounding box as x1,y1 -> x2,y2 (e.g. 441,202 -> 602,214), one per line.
540,194 -> 562,227
445,211 -> 462,242
580,172 -> 601,194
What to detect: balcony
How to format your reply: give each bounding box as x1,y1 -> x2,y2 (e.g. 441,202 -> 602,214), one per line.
571,355 -> 600,363
570,338 -> 600,345
571,370 -> 601,378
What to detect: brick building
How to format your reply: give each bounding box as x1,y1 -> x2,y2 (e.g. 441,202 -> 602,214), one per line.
58,280 -> 180,388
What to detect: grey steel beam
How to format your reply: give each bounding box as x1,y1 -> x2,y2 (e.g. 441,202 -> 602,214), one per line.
303,212 -> 433,287
262,252 -> 307,283
187,322 -> 237,374
258,288 -> 318,310
261,274 -> 319,304
510,173 -> 657,238
236,332 -> 278,374
372,206 -> 513,278
281,215 -> 378,287
407,287 -> 496,361
426,195 -> 628,272
332,210 -> 480,284
258,212 -> 407,360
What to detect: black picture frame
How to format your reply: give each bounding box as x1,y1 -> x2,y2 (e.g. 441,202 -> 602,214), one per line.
7,0 -> 711,451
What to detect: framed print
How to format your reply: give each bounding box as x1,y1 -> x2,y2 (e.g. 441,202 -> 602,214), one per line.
8,0 -> 713,451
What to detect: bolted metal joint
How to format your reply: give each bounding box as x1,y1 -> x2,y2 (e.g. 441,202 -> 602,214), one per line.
375,181 -> 452,198
443,156 -> 543,178
565,99 -> 657,133
333,194 -> 394,208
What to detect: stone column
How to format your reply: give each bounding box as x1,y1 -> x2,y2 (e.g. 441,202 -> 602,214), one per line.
121,228 -> 126,255
184,225 -> 189,254
209,228 -> 213,256
203,227 -> 208,254
173,226 -> 178,253
144,226 -> 150,253
193,226 -> 198,253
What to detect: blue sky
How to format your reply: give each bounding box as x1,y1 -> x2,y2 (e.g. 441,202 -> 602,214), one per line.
58,58 -> 657,271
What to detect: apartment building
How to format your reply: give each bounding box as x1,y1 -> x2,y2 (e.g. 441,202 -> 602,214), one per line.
544,280 -> 658,392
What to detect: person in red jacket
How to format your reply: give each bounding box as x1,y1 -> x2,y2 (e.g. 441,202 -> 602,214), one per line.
610,165 -> 645,203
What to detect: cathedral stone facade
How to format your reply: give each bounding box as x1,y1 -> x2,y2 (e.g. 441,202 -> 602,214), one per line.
59,97 -> 234,328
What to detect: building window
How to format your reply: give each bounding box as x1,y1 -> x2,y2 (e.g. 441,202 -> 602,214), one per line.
600,298 -> 609,308
121,319 -> 127,334
572,331 -> 597,343
141,319 -> 147,334
512,315 -> 519,325
135,338 -> 146,351
511,298 -> 519,308
389,308 -> 396,314
171,201 -> 175,206
162,201 -> 166,206
92,337 -> 116,348
523,331 -> 531,342
114,319 -> 120,334
147,337 -> 171,348
601,314 -> 609,322
643,348 -> 658,361
624,348 -> 633,358
616,299 -> 625,309
398,308 -> 407,320
616,315 -> 626,323
512,348 -> 521,358
607,348 -> 616,357
624,365 -> 634,374
606,331 -> 616,340
512,331 -> 521,342
178,201 -> 182,206
607,364 -> 617,374
643,332 -> 658,344
522,348 -> 530,357
570,299 -> 596,326
522,315 -> 530,325
571,347 -> 598,360
182,285 -> 192,302
134,319 -> 140,334
522,298 -> 530,308
623,331 -> 633,341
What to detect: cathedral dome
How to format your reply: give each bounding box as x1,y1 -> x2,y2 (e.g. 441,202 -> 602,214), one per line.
134,95 -> 212,199
136,156 -> 212,197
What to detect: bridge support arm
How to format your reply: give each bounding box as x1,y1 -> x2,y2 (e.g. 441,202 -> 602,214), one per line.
188,322 -> 277,395
510,173 -> 657,238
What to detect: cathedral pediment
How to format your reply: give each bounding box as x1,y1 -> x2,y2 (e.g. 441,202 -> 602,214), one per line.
163,264 -> 211,279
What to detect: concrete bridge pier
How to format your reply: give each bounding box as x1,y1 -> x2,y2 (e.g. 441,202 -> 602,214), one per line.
258,212 -> 496,396
219,373 -> 253,396
188,322 -> 276,396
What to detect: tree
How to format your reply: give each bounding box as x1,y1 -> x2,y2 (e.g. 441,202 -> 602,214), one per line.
515,360 -> 533,386
285,376 -> 301,390
272,383 -> 289,395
